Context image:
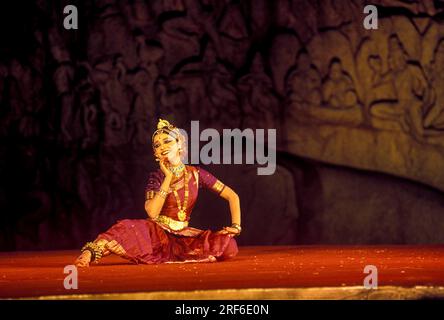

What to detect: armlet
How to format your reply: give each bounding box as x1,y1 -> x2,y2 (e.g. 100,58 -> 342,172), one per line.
212,180 -> 225,194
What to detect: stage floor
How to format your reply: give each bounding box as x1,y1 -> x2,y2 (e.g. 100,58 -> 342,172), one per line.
1,245 -> 444,299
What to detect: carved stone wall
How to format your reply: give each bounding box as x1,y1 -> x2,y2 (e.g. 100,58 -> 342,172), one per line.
283,2 -> 444,191
1,1 -> 444,250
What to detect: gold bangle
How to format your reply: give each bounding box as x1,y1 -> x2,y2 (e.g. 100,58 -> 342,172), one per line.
157,189 -> 168,199
231,223 -> 242,233
146,190 -> 154,200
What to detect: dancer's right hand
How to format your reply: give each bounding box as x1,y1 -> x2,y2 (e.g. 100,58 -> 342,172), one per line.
159,160 -> 173,178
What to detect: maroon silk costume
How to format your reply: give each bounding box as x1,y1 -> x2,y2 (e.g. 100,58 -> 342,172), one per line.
97,166 -> 238,264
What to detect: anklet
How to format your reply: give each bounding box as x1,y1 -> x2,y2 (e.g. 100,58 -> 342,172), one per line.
81,242 -> 103,263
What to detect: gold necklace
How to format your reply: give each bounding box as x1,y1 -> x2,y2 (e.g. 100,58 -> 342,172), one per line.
169,163 -> 185,178
173,167 -> 189,222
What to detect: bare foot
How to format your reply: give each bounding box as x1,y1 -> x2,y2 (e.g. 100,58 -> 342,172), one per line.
75,250 -> 92,268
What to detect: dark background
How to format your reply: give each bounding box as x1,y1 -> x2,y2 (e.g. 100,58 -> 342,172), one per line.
1,0 -> 444,251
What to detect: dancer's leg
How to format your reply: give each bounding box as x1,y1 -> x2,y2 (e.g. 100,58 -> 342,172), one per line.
74,238 -> 126,267
217,237 -> 239,261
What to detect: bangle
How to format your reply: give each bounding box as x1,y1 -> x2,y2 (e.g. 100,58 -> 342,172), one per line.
157,189 -> 168,199
146,191 -> 154,200
231,223 -> 242,234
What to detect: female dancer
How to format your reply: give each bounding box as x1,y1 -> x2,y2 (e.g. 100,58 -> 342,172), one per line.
75,119 -> 241,267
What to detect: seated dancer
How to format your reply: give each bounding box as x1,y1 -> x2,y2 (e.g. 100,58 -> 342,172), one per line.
75,119 -> 241,267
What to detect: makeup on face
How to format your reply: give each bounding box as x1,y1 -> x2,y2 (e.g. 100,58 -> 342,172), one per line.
153,133 -> 180,162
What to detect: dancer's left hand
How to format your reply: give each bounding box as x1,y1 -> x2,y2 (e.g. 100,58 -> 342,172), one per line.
215,226 -> 240,237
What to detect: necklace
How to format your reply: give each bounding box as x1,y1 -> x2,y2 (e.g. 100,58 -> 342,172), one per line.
169,163 -> 185,178
173,167 -> 189,222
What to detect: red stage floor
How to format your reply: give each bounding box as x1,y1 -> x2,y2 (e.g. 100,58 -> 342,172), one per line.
1,245 -> 444,299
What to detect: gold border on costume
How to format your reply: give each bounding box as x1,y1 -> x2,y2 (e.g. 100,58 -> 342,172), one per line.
154,215 -> 189,231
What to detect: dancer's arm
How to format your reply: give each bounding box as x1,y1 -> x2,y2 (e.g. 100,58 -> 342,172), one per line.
198,167 -> 241,236
217,185 -> 241,236
220,186 -> 241,226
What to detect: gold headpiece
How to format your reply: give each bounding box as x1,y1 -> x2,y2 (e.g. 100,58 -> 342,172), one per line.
152,118 -> 180,144
157,119 -> 174,130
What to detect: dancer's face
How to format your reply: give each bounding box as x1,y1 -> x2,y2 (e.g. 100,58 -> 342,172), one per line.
153,132 -> 180,164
